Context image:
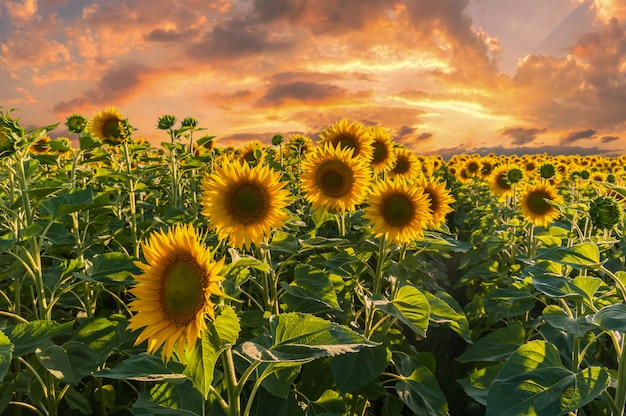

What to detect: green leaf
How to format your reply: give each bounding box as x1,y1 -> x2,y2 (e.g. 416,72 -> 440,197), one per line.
144,379 -> 204,415
539,242 -> 601,269
425,291 -> 471,343
330,341 -> 390,393
36,341 -> 99,386
70,317 -> 120,362
486,340 -> 610,416
63,386 -> 94,414
183,306 -> 240,399
78,252 -> 140,285
41,188 -> 94,218
456,322 -> 525,363
298,236 -> 349,250
0,330 -> 12,382
457,363 -> 504,406
94,353 -> 186,382
280,264 -> 342,314
240,313 -> 378,363
260,365 -> 301,399
270,231 -> 299,254
9,320 -> 74,357
593,304 -> 626,332
394,353 -> 448,416
542,305 -> 597,337
131,394 -> 199,416
373,285 -> 429,337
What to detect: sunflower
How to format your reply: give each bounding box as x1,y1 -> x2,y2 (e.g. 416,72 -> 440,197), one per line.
415,177 -> 456,228
364,178 -> 433,244
367,126 -> 397,174
389,146 -> 422,180
65,113 -> 88,134
90,106 -> 131,145
300,143 -> 371,212
463,156 -> 482,178
519,180 -> 563,227
200,160 -> 291,249
127,224 -> 225,362
318,118 -> 374,162
30,135 -> 51,154
489,163 -> 518,198
237,141 -> 265,165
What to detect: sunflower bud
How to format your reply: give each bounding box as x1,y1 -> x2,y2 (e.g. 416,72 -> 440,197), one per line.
272,134 -> 283,146
506,168 -> 524,185
181,117 -> 198,129
589,195 -> 622,230
157,114 -> 177,130
539,163 -> 556,180
65,113 -> 88,134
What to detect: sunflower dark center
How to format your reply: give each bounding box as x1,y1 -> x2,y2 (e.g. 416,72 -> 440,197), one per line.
227,182 -> 269,225
392,156 -> 410,174
372,141 -> 388,164
527,191 -> 551,215
332,133 -> 358,152
316,160 -> 354,198
467,161 -> 480,173
381,193 -> 415,227
496,173 -> 511,190
102,118 -> 122,138
161,256 -> 207,326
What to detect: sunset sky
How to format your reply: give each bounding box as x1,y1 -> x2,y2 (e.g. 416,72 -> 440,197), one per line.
1,0 -> 625,158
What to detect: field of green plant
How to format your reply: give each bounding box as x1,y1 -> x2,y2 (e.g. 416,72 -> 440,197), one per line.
1,106 -> 626,416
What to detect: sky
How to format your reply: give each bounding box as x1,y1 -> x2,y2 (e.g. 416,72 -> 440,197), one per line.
1,0 -> 625,158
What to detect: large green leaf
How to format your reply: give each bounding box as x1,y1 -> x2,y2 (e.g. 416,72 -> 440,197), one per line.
41,188 -> 94,218
373,285 -> 429,337
75,252 -> 140,285
183,306 -> 240,398
542,305 -> 597,337
538,242 -> 601,269
330,341 -> 390,393
280,264 -> 342,314
486,340 -> 610,416
393,353 -> 448,416
457,363 -> 504,406
131,394 -> 199,416
94,353 -> 185,382
8,320 -> 74,357
240,313 -> 377,363
70,317 -> 120,362
593,304 -> 626,332
425,291 -> 471,343
0,330 -> 12,382
36,341 -> 99,386
456,322 -> 525,363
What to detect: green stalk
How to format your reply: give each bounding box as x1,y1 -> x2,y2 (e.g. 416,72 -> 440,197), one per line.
123,141 -> 139,258
615,336 -> 626,415
222,345 -> 240,416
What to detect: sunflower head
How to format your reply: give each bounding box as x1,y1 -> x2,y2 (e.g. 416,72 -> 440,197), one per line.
363,178 -> 433,244
201,160 -> 291,249
90,106 -> 131,145
519,181 -> 563,227
589,195 -> 622,230
390,146 -> 422,180
30,136 -> 51,154
65,113 -> 88,134
127,224 -> 225,362
300,143 -> 372,212
415,177 -> 456,228
367,126 -> 397,174
319,118 -> 374,162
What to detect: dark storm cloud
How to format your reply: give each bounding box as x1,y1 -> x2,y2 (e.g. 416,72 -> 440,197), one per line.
560,129 -> 596,144
145,28 -> 187,42
189,19 -> 295,61
499,126 -> 548,145
256,81 -> 371,106
53,63 -> 148,113
601,135 -> 619,143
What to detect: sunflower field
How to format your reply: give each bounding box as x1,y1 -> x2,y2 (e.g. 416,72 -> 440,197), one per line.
1,106 -> 626,416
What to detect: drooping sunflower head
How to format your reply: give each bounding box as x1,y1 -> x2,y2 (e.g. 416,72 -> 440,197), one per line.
300,143 -> 372,212
127,224 -> 225,362
519,180 -> 564,227
65,113 -> 88,134
367,126 -> 397,174
318,117 -> 374,162
389,146 -> 422,180
415,176 -> 456,228
589,194 -> 622,230
363,178 -> 433,244
29,135 -> 51,154
89,106 -> 131,145
200,160 -> 291,249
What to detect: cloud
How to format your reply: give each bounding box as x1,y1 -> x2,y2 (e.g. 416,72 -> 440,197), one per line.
256,81 -> 371,106
561,129 -> 596,144
417,132 -> 434,140
4,0 -> 38,22
53,62 -> 152,114
601,135 -> 619,143
499,126 -> 548,145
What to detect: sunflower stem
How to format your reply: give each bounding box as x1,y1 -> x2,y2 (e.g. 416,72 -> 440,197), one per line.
222,345 -> 241,416
123,140 -> 139,258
